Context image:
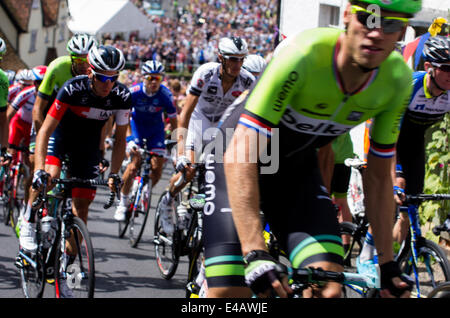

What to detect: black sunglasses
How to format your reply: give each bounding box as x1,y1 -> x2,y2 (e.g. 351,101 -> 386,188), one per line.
352,5 -> 408,34
432,63 -> 450,72
92,70 -> 119,83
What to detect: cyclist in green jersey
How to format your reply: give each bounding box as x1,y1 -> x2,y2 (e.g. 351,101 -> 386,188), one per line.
221,0 -> 421,298
32,34 -> 97,138
0,37 -> 10,152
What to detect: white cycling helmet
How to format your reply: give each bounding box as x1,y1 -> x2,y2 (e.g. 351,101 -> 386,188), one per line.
16,69 -> 35,82
88,45 -> 125,72
0,37 -> 6,56
67,34 -> 97,55
243,54 -> 267,74
142,60 -> 165,74
218,37 -> 248,56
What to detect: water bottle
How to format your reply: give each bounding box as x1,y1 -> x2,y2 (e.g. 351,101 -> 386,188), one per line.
41,215 -> 56,249
177,203 -> 189,230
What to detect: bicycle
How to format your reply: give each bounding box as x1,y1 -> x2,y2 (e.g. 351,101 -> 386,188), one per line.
153,154 -> 206,287
340,157 -> 369,270
14,174 -> 117,298
288,266 -> 379,298
427,281 -> 450,298
118,138 -> 161,248
395,193 -> 450,298
1,144 -> 29,237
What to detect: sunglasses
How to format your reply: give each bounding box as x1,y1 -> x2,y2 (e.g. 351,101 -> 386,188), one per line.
222,55 -> 246,62
432,62 -> 450,72
92,70 -> 119,83
71,55 -> 89,64
351,5 -> 408,34
145,75 -> 163,82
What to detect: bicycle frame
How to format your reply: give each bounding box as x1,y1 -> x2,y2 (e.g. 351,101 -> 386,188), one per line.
397,203 -> 426,298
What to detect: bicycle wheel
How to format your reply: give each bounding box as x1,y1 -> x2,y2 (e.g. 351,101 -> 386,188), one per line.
17,247 -> 46,298
118,199 -> 132,238
397,237 -> 450,298
54,216 -> 95,298
339,221 -> 365,270
129,182 -> 152,247
186,245 -> 205,298
153,191 -> 179,280
428,281 -> 450,298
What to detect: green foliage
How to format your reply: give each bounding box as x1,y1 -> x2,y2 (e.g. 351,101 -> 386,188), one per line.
420,113 -> 450,242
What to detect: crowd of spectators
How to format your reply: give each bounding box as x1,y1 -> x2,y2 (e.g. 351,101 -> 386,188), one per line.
108,0 -> 278,76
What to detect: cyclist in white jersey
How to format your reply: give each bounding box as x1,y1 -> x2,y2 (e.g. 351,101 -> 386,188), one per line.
158,36 -> 255,234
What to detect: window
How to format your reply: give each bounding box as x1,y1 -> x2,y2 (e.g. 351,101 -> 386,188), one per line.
58,19 -> 66,43
45,29 -> 49,44
318,4 -> 340,28
29,30 -> 37,52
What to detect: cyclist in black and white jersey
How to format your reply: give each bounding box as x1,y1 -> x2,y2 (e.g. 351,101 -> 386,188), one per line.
158,37 -> 255,234
20,46 -> 131,254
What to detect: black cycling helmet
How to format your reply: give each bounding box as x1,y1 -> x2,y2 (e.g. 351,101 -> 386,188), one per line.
88,45 -> 125,72
423,36 -> 450,64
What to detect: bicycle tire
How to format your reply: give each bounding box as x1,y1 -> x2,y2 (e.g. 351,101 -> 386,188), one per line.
54,216 -> 95,298
2,178 -> 12,225
427,281 -> 450,298
118,197 -> 133,238
397,237 -> 450,298
153,190 -> 179,280
129,182 -> 152,248
18,248 -> 46,298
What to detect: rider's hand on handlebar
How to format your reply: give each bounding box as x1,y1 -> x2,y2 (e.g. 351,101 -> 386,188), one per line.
32,169 -> 50,190
107,173 -> 122,195
244,250 -> 293,298
176,155 -> 191,172
394,178 -> 406,205
379,261 -> 413,298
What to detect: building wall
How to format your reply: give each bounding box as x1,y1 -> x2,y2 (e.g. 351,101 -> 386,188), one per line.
18,0 -> 69,67
0,6 -> 19,50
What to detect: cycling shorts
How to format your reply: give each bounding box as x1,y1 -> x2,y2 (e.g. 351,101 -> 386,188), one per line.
395,119 -> 427,195
203,147 -> 344,288
8,113 -> 31,148
45,131 -> 101,197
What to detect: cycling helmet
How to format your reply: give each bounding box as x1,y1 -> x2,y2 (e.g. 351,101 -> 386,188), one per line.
352,0 -> 422,15
141,60 -> 165,74
218,37 -> 249,56
243,54 -> 267,74
422,36 -> 450,64
67,34 -> 97,55
31,65 -> 47,81
88,45 -> 125,72
16,69 -> 34,82
0,37 -> 6,56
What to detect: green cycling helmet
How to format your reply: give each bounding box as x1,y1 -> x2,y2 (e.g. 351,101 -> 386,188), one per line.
353,0 -> 422,15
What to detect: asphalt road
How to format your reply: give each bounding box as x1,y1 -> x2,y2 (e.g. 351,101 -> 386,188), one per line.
0,160 -> 188,298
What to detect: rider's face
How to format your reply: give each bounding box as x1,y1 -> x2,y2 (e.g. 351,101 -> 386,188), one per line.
71,54 -> 91,76
343,3 -> 408,70
90,70 -> 118,98
425,62 -> 450,91
220,54 -> 245,78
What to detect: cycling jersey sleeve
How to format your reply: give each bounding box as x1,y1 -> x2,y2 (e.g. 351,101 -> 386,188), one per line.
0,70 -> 9,111
369,62 -> 412,158
188,62 -> 216,96
161,88 -> 177,118
38,56 -> 72,100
